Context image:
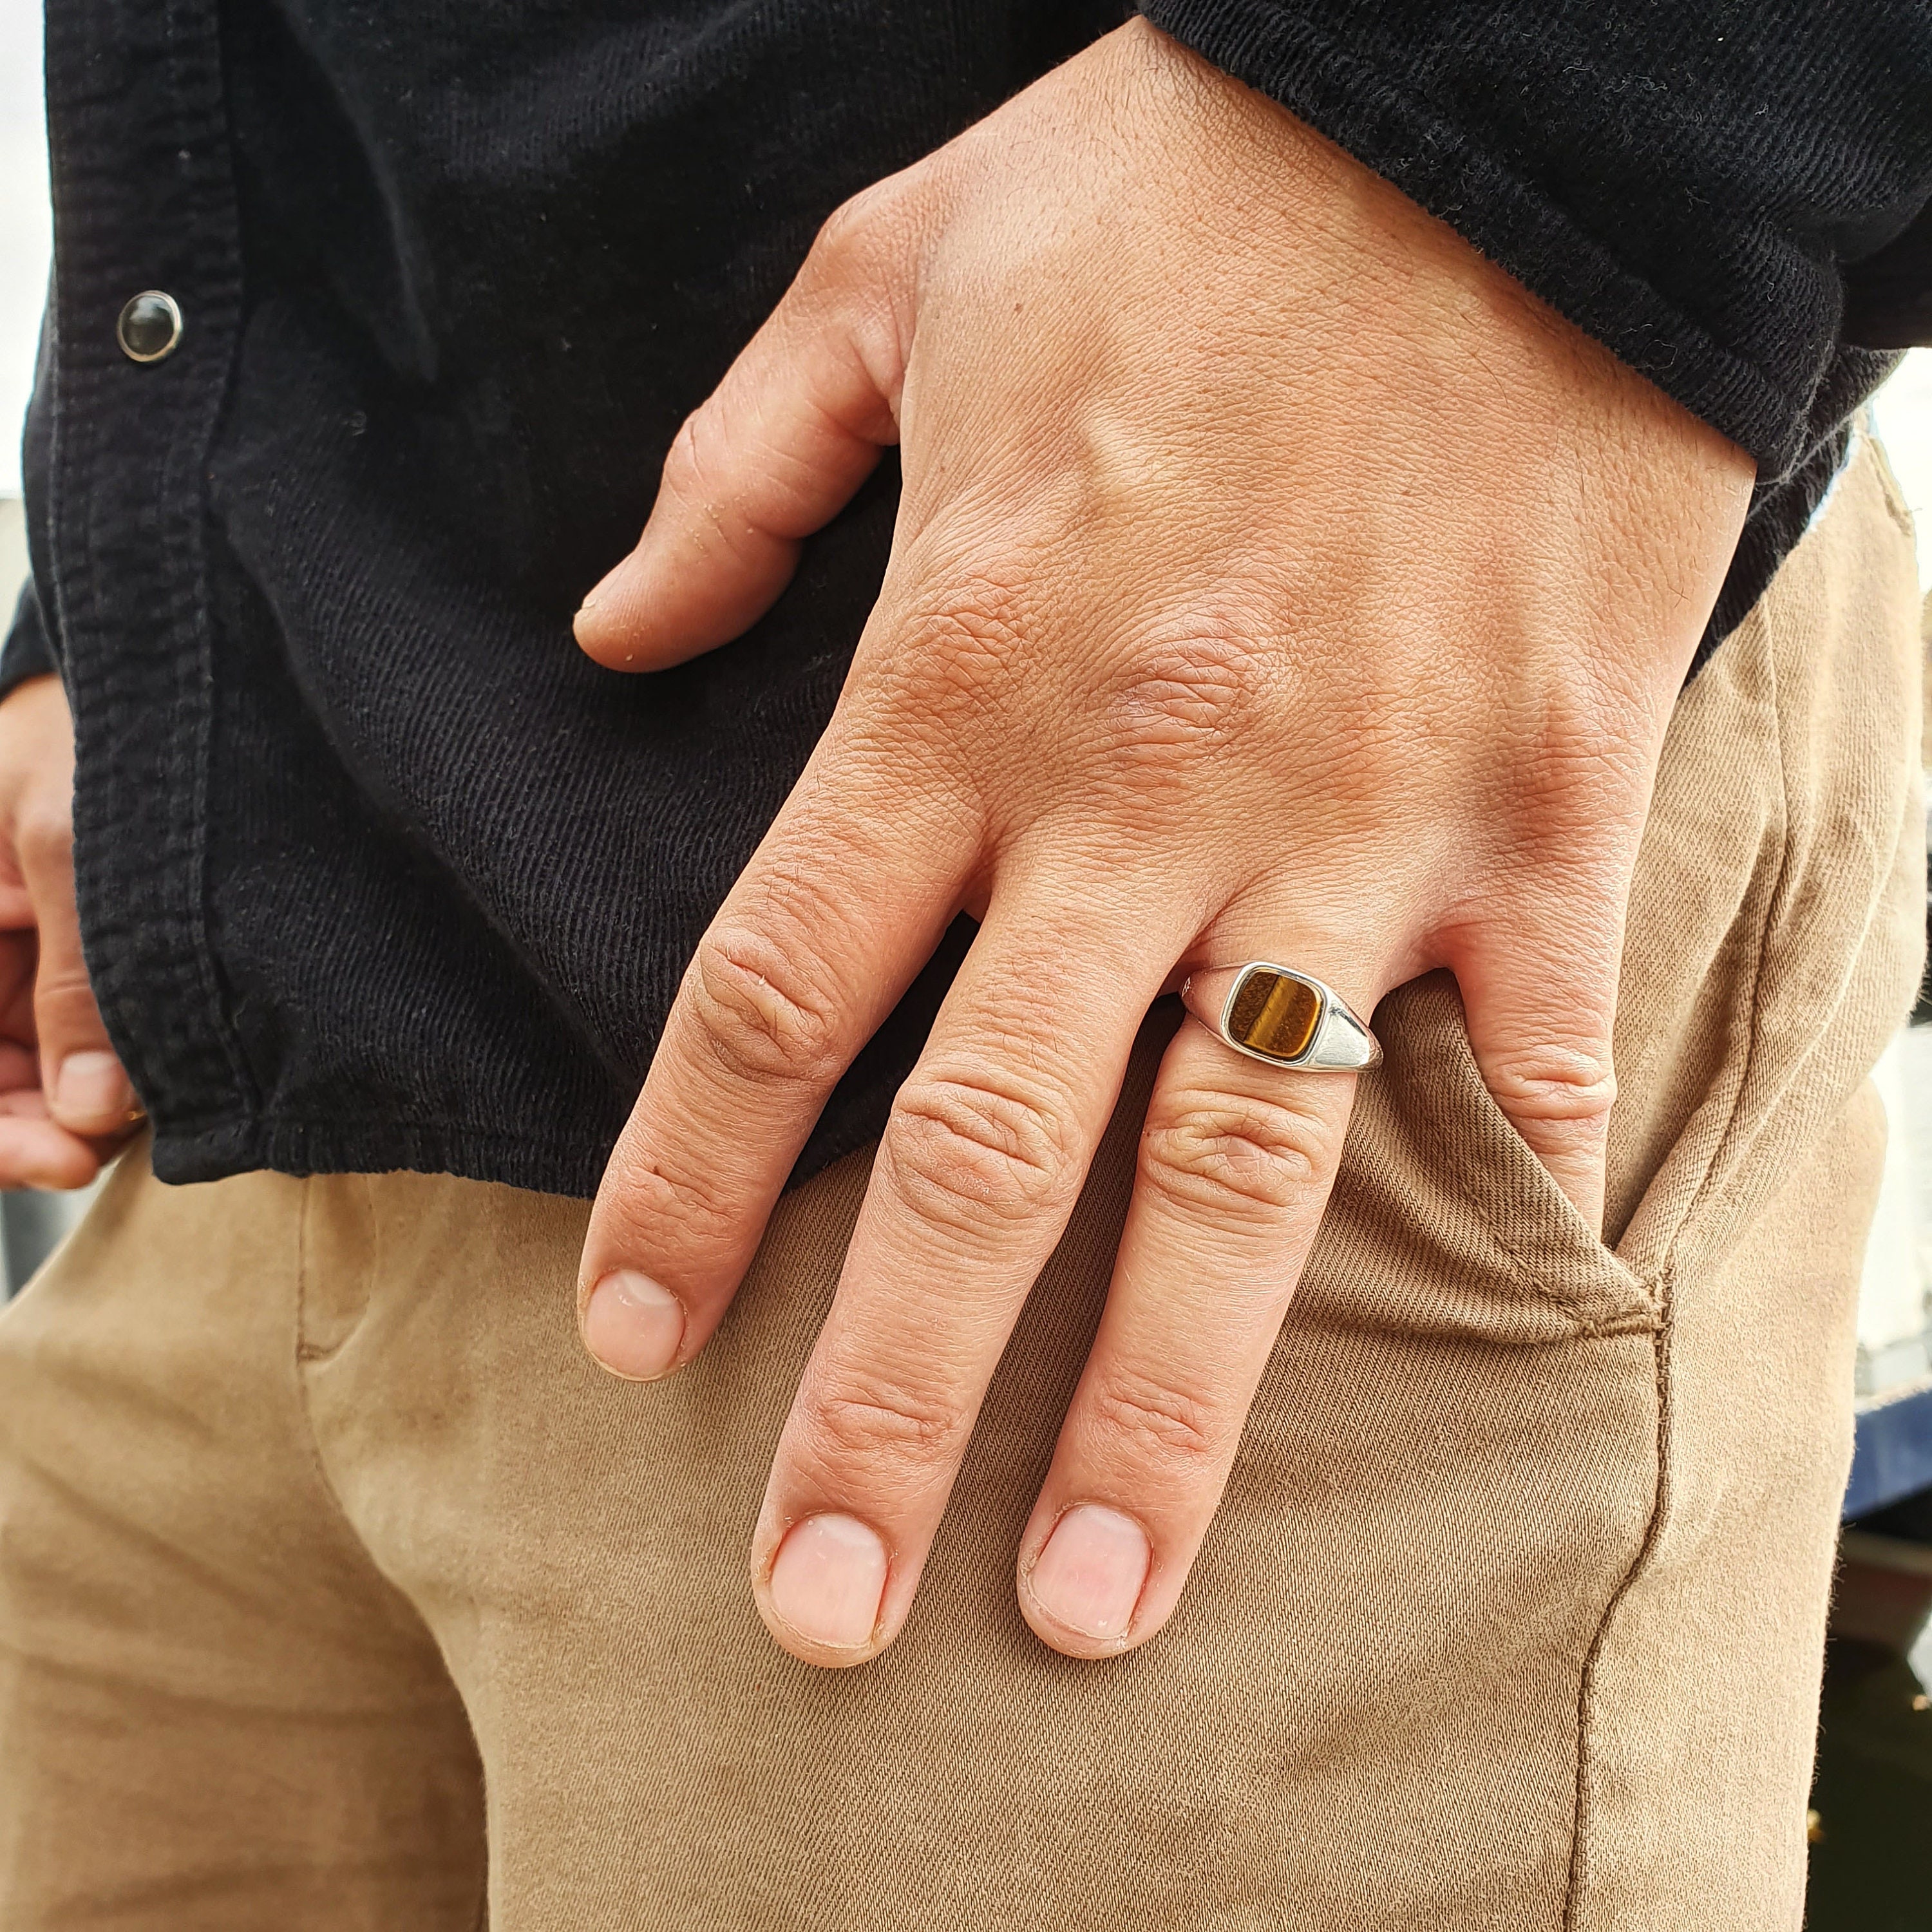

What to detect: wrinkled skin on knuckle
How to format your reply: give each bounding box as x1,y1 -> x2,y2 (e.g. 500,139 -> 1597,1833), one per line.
1090,600 -> 1421,842
806,193 -> 878,281
800,1367 -> 970,1490
1515,729 -> 1652,856
806,170 -> 928,288
658,411 -> 708,506
1137,1084 -> 1342,1222
876,564 -> 1039,730
32,960 -> 97,1018
1473,652 -> 1663,862
1482,1044 -> 1617,1131
1084,1363 -> 1227,1476
657,406 -> 759,546
597,1134 -> 742,1263
684,921 -> 846,1089
839,567 -> 1050,814
1094,625 -> 1274,785
882,1065 -> 1081,1235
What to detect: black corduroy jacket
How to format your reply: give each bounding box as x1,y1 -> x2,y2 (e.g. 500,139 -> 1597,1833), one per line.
7,0 -> 1931,1195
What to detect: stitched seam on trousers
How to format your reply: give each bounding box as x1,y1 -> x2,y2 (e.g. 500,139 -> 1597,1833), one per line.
1562,1280 -> 1674,1930
1701,779 -> 1919,1249
290,1176 -> 383,1553
1418,983 -> 1660,1333
1564,571 -> 1794,1926
1673,679 -> 1922,1262
288,1182 -> 493,1931
293,1173 -> 322,1363
1484,1201 -> 1654,1337
1864,425 -> 1919,548
1693,455 -> 1924,1247
1483,1209 -> 1660,1338
1658,598 -> 1794,1281
1311,1001 -> 1658,1343
1564,833 -> 1776,1920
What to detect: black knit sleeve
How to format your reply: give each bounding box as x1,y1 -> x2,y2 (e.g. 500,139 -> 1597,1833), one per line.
0,580 -> 59,705
1139,0 -> 1932,485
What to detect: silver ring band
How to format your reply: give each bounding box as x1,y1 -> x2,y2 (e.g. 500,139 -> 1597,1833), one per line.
1180,962 -> 1381,1073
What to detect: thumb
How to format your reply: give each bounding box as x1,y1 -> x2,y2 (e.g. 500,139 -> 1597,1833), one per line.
574,193 -> 912,671
17,804 -> 134,1138
1454,894 -> 1624,1239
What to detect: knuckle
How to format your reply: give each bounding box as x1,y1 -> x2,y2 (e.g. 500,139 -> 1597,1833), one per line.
659,410 -> 733,526
15,799 -> 71,872
1506,687 -> 1654,848
1138,1086 -> 1342,1221
684,925 -> 844,1088
659,413 -> 703,497
1104,629 -> 1271,763
804,1371 -> 968,1482
884,568 -> 1036,723
805,178 -> 913,289
1484,1046 -> 1617,1128
810,189 -> 882,269
33,966 -> 98,1021
882,1065 -> 1081,1235
1085,1365 -> 1226,1472
598,1137 -> 740,1258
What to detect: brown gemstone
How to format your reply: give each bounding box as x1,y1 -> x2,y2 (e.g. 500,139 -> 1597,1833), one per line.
1226,968 -> 1322,1062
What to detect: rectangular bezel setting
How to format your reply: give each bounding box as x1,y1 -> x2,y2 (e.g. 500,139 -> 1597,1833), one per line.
1223,966 -> 1323,1064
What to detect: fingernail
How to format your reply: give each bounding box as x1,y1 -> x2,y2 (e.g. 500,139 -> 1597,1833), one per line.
52,1051 -> 132,1129
1027,1504 -> 1150,1641
768,1513 -> 888,1651
581,1269 -> 686,1379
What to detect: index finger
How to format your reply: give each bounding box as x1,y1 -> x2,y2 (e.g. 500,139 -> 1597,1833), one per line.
576,735 -> 978,1380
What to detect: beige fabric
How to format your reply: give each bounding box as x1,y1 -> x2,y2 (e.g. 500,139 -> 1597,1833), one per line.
0,440 -> 1920,1931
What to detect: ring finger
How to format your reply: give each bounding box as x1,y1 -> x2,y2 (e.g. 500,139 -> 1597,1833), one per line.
1015,947 -> 1379,1658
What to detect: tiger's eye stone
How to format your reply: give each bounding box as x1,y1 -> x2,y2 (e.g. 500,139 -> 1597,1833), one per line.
1226,969 -> 1321,1062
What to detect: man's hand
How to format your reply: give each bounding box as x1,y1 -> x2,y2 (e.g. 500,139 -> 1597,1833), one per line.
572,22 -> 1754,1666
0,674 -> 138,1189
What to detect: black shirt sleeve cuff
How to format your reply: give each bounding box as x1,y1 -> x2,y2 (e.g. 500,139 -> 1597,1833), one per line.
1138,0 -> 1932,484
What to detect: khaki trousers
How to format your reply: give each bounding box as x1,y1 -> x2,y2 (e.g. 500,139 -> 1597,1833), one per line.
0,442 -> 1922,1931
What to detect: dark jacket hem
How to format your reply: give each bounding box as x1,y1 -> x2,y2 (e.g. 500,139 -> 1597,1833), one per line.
150,1115 -> 612,1199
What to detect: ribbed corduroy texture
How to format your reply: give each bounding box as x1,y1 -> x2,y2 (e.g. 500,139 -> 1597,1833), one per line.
3,0 -> 1927,1198
0,442 -> 1919,1928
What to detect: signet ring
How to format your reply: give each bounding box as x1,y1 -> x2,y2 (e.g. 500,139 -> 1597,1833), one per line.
1179,963 -> 1381,1073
